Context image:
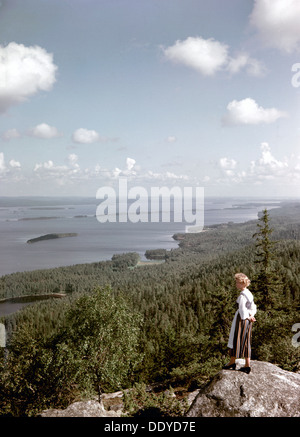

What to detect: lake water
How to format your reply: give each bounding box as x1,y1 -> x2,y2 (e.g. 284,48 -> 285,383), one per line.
0,295 -> 64,318
0,196 -> 281,278
0,195 -> 281,317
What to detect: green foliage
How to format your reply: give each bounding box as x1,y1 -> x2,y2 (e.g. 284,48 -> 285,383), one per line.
0,328 -> 74,416
0,203 -> 300,416
253,209 -> 276,269
111,252 -> 140,269
252,208 -> 280,310
252,308 -> 300,372
207,286 -> 236,356
0,286 -> 143,416
58,286 -> 143,395
145,249 -> 168,260
122,383 -> 188,417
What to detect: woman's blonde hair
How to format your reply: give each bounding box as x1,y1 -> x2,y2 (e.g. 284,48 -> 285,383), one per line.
235,273 -> 251,287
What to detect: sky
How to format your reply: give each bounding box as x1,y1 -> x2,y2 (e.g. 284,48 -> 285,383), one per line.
0,0 -> 300,198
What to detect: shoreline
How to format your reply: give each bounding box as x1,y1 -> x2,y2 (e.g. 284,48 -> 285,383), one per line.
0,215 -> 259,279
0,293 -> 66,304
1,200 -> 299,309
0,201 -> 288,278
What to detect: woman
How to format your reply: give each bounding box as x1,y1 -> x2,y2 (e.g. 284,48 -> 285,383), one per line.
223,273 -> 257,374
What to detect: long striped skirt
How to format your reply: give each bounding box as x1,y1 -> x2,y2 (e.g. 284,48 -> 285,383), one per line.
230,313 -> 252,358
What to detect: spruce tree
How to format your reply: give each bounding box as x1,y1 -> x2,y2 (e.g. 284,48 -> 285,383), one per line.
252,208 -> 279,310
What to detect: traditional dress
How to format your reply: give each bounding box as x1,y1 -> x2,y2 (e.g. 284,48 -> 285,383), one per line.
227,288 -> 257,359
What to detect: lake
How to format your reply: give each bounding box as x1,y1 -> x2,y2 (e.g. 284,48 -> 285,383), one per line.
0,195 -> 281,277
0,195 -> 281,317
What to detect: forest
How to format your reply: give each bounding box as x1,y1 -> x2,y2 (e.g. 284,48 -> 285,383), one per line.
0,201 -> 300,416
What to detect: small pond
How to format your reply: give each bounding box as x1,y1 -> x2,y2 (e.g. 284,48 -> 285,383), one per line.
0,294 -> 65,317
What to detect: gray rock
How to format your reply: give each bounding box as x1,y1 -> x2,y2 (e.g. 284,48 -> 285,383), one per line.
40,399 -> 122,417
186,389 -> 200,406
101,391 -> 124,412
187,360 -> 300,417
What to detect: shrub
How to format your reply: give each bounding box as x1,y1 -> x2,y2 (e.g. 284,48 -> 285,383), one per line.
0,286 -> 143,416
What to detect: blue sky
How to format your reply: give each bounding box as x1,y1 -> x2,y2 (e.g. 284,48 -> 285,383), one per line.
0,0 -> 300,197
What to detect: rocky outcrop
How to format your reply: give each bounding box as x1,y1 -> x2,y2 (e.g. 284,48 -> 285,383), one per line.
39,398 -> 122,417
187,360 -> 300,417
40,360 -> 300,417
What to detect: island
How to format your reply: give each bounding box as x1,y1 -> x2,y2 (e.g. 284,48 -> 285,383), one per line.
27,233 -> 78,244
144,248 -> 168,260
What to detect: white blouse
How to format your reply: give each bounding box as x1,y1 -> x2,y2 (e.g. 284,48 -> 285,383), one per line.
237,288 -> 257,320
227,288 -> 257,349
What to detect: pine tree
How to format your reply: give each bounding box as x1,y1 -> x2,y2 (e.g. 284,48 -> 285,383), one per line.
252,208 -> 279,310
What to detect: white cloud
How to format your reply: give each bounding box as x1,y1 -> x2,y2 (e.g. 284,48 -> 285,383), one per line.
68,153 -> 79,169
109,157 -> 190,183
163,36 -> 265,77
219,157 -> 237,170
217,142 -> 290,185
126,157 -> 136,171
163,36 -> 228,76
166,136 -> 177,143
165,171 -> 186,180
112,157 -> 137,178
223,98 -> 287,125
1,128 -> 21,141
32,157 -> 83,190
32,154 -> 84,189
250,142 -> 288,179
34,160 -> 68,172
219,157 -> 237,177
28,123 -> 62,139
72,128 -> 100,144
250,0 -> 300,53
9,159 -> 21,168
32,156 -> 135,185
218,157 -> 237,178
0,153 -> 21,177
145,170 -> 189,182
0,42 -> 57,114
0,152 -> 6,174
227,53 -> 266,77
1,150 -> 194,192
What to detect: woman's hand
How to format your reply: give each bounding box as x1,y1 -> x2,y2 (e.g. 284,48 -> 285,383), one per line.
248,316 -> 256,322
